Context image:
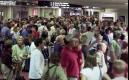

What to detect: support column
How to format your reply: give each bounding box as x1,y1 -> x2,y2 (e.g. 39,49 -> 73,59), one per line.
7,6 -> 13,19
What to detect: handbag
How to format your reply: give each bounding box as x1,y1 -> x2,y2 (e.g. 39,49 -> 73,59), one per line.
44,64 -> 58,80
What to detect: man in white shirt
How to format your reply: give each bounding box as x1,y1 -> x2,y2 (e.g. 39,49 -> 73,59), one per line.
29,38 -> 45,80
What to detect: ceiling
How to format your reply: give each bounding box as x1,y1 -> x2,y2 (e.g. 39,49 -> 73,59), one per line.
44,0 -> 128,9
1,0 -> 128,9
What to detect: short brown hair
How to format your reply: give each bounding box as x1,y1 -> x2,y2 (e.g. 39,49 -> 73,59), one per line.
50,53 -> 60,65
85,54 -> 97,68
113,60 -> 126,74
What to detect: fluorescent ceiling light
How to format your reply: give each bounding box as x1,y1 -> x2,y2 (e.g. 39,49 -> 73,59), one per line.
93,7 -> 99,9
125,3 -> 128,5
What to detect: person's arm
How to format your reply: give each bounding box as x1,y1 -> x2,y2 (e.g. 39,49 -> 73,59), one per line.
81,74 -> 87,80
60,51 -> 69,75
87,40 -> 97,51
7,28 -> 12,37
12,45 -> 18,62
110,43 -> 117,62
102,74 -> 111,80
101,54 -> 108,75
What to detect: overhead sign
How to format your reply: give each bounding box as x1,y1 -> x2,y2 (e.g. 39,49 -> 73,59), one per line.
50,2 -> 69,7
0,1 -> 16,6
38,1 -> 82,8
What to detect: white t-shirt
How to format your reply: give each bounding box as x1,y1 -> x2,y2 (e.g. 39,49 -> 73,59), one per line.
112,77 -> 128,80
81,67 -> 101,80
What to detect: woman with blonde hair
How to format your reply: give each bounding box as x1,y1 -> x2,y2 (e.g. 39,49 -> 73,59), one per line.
12,36 -> 29,79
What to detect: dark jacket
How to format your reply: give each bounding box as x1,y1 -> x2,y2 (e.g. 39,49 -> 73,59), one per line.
1,48 -> 12,69
54,42 -> 63,55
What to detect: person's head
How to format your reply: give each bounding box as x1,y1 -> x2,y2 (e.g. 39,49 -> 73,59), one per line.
95,33 -> 103,42
105,27 -> 113,34
120,34 -> 125,41
4,39 -> 12,50
73,29 -> 80,38
34,38 -> 44,49
70,24 -> 74,28
72,38 -> 80,48
50,53 -> 60,65
64,34 -> 73,47
32,25 -> 38,32
113,32 -> 121,40
87,26 -> 92,31
17,36 -> 24,46
112,60 -> 127,77
55,35 -> 64,45
60,29 -> 66,35
97,43 -> 107,53
85,54 -> 97,68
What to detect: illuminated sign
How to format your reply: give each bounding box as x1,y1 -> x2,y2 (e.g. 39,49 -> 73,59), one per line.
0,1 -> 16,6
38,1 -> 82,8
50,2 -> 69,7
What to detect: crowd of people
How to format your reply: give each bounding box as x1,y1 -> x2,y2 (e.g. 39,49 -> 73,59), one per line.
0,15 -> 128,80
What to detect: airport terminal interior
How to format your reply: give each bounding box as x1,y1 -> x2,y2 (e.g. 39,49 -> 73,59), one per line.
0,0 -> 128,80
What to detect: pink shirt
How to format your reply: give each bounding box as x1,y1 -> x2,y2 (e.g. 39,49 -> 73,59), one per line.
61,47 -> 80,78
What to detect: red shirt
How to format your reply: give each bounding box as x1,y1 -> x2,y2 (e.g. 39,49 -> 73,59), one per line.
32,31 -> 40,39
61,47 -> 80,78
73,47 -> 83,68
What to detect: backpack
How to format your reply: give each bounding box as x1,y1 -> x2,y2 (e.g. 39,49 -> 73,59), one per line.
44,64 -> 59,80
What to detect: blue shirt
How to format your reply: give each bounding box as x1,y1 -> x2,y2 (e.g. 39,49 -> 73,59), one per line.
1,26 -> 11,38
21,28 -> 29,38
